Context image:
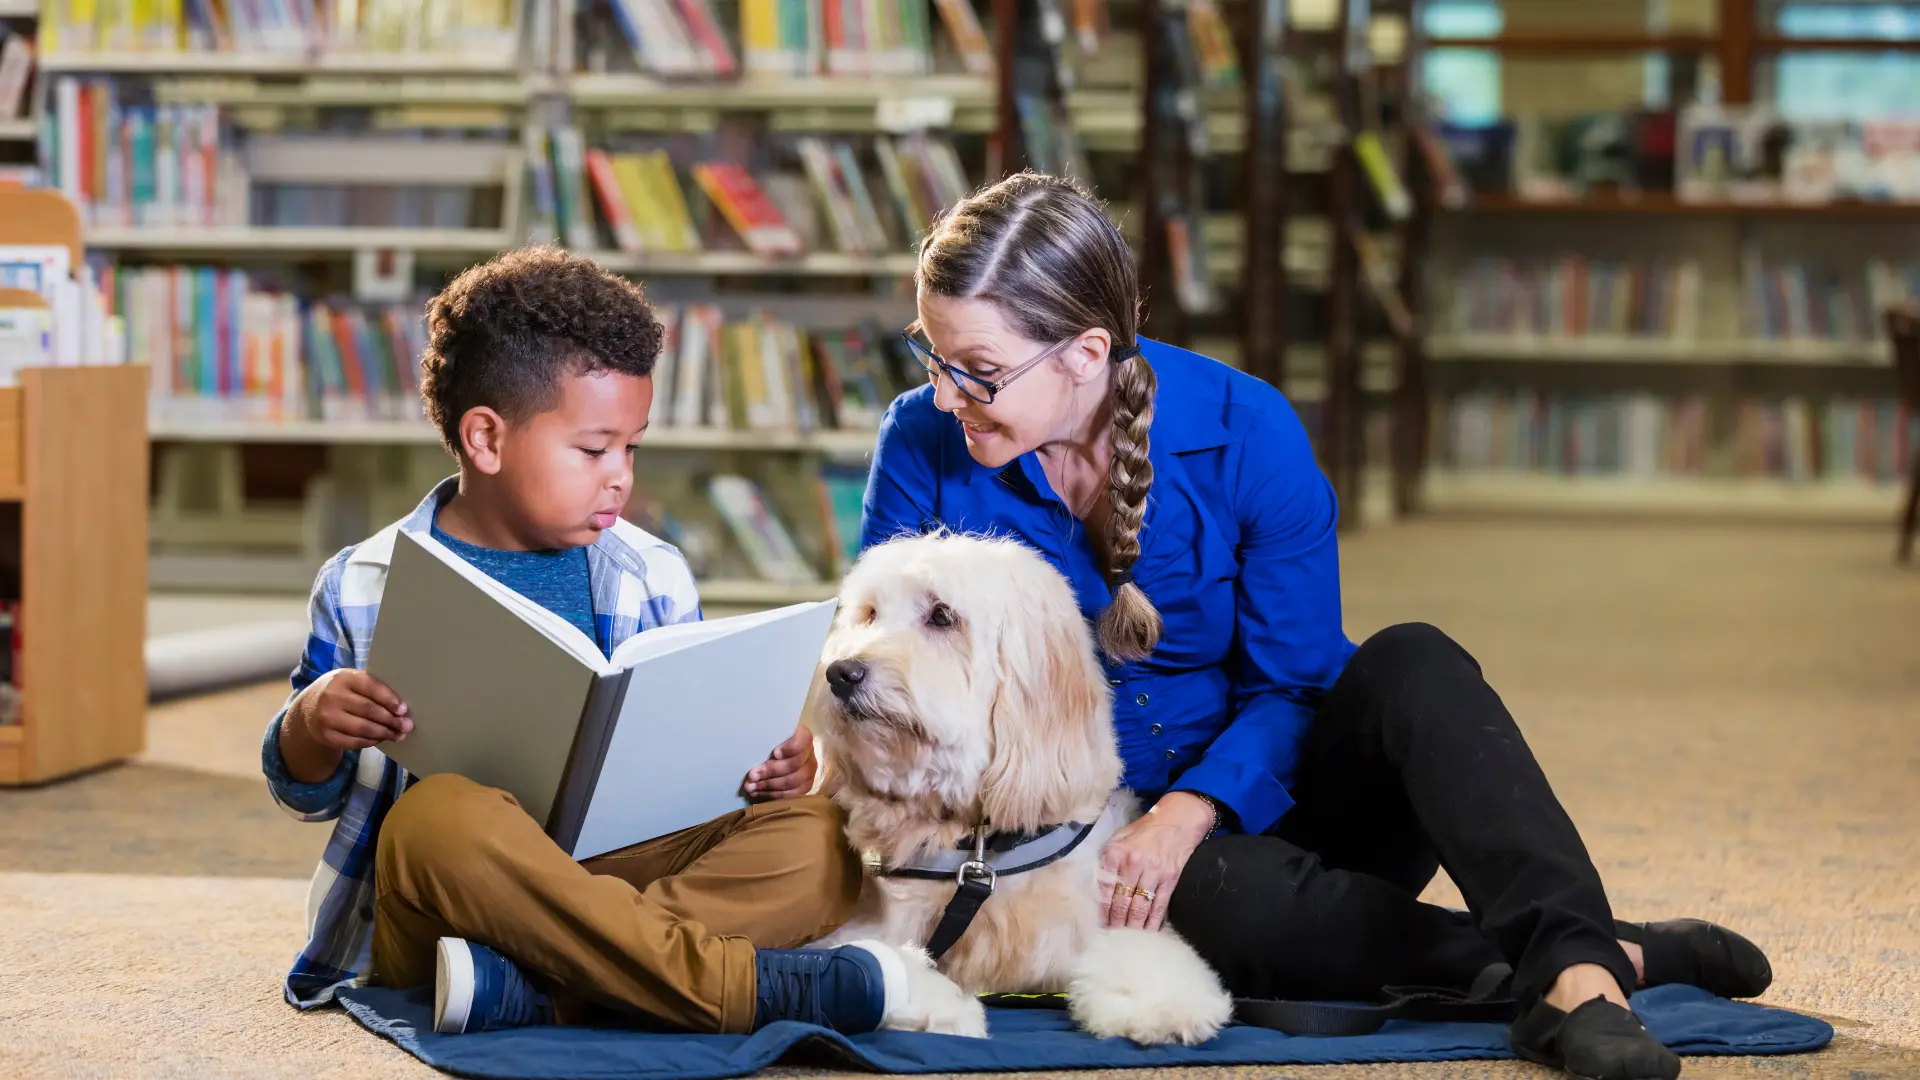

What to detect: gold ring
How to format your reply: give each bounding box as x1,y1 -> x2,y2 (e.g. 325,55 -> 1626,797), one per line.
1131,886 -> 1155,902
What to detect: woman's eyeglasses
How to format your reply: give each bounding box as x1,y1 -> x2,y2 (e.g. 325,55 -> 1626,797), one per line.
899,331 -> 1077,405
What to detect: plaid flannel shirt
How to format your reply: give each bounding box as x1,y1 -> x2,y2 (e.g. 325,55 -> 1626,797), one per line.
261,476 -> 703,1009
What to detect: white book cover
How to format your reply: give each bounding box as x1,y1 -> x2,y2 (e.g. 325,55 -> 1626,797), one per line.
370,529 -> 838,858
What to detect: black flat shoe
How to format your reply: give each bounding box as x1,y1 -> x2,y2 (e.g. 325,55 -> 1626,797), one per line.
1510,996 -> 1681,1080
1616,918 -> 1773,999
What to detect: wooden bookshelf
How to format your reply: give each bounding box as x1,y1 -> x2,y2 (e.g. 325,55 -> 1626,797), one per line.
0,365 -> 151,785
0,190 -> 150,785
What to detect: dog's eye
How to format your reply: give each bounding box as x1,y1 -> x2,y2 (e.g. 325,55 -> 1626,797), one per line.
927,602 -> 958,629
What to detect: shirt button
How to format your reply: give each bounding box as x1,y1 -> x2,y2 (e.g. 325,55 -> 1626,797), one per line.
1135,693 -> 1149,706
1163,748 -> 1177,761
1149,723 -> 1163,735
1108,678 -> 1122,686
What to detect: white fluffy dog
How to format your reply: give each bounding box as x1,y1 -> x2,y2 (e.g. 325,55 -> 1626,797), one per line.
809,532 -> 1235,1045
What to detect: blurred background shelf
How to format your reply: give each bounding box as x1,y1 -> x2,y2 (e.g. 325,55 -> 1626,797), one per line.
149,419 -> 879,455
85,227 -> 518,255
1421,471 -> 1903,525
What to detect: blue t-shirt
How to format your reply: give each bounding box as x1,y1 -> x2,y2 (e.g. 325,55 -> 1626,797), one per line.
431,514 -> 601,656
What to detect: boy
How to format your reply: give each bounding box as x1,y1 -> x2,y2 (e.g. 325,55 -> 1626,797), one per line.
262,248 -> 919,1037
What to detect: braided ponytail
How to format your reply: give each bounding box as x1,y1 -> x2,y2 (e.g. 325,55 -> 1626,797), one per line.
919,171 -> 1164,661
1098,351 -> 1162,660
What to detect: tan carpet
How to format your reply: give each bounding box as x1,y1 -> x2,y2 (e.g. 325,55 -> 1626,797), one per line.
2,517 -> 1916,1079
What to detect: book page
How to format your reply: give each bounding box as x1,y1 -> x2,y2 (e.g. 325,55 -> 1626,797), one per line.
369,530 -> 603,826
606,600 -> 831,670
569,598 -> 838,859
404,529 -> 606,668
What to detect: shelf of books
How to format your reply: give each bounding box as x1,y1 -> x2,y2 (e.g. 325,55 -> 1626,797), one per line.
1418,34 -> 1920,522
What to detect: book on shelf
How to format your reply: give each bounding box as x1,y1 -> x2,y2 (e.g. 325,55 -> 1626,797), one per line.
40,0 -> 519,62
1448,255 -> 1702,341
0,31 -> 33,121
707,473 -> 819,584
585,0 -> 739,78
814,460 -> 868,576
44,81 -> 500,232
934,0 -> 993,75
1436,390 -> 1917,487
1352,131 -> 1412,221
128,284 -> 915,436
693,162 -> 805,257
0,241 -> 125,377
1184,0 -> 1237,89
367,528 -> 838,861
578,0 -> 968,79
0,600 -> 18,726
1678,104 -> 1920,205
110,262 -> 424,424
45,80 -> 245,229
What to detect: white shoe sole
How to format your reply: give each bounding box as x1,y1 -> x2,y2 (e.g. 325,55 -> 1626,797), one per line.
434,937 -> 477,1034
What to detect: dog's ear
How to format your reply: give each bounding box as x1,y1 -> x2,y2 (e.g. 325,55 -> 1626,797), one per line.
977,588 -> 1122,828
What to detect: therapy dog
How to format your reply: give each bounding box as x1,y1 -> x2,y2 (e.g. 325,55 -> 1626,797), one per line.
809,532 -> 1234,1045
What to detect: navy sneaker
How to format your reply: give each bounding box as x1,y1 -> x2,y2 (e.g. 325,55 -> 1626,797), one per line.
433,937 -> 555,1034
752,944 -> 898,1033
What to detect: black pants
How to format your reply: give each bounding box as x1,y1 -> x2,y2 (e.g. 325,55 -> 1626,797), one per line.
1166,622 -> 1636,1008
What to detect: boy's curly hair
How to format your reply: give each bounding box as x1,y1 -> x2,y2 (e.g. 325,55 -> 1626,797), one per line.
419,246 -> 663,456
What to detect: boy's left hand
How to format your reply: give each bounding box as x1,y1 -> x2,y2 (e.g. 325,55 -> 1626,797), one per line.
745,723 -> 816,800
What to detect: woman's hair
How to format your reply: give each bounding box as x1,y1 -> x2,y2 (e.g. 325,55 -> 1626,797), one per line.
918,172 -> 1161,662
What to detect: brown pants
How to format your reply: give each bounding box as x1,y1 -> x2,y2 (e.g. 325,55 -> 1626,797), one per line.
371,773 -> 863,1033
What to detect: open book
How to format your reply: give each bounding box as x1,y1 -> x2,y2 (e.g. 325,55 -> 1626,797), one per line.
368,529 -> 837,860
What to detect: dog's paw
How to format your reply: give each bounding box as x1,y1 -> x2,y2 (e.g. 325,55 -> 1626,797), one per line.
846,939 -> 990,1039
1067,927 -> 1234,1046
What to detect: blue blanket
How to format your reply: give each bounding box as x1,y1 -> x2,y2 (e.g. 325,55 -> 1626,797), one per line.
337,984 -> 1831,1080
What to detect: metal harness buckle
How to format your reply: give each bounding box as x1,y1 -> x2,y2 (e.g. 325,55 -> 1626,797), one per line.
957,832 -> 996,890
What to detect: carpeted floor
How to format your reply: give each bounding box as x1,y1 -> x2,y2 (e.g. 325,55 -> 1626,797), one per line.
2,516 -> 1916,1079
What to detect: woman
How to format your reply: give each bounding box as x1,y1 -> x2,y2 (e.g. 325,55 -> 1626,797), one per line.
856,173 -> 1771,1080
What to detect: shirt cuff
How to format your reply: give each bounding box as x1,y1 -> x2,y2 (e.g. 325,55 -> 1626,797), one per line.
261,711 -> 356,816
1168,757 -> 1294,837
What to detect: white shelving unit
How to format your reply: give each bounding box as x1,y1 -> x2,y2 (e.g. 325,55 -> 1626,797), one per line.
150,418 -> 879,456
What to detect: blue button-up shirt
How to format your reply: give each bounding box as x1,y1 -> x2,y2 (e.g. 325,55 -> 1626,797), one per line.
858,339 -> 1357,835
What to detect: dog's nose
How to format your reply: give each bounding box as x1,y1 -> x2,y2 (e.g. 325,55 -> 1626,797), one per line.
825,659 -> 868,699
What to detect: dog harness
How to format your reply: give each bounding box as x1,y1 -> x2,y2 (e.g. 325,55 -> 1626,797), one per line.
874,797 -> 1119,961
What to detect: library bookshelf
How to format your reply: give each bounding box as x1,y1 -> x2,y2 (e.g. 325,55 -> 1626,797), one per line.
0,190 -> 150,785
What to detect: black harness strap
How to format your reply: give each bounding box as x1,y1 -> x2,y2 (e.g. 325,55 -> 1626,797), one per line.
924,876 -> 996,960
878,812 -> 1105,962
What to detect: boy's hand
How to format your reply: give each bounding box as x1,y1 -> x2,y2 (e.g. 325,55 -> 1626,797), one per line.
744,723 -> 816,800
297,669 -> 412,750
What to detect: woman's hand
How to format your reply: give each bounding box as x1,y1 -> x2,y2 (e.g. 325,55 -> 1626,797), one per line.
744,723 -> 817,800
1098,790 -> 1215,930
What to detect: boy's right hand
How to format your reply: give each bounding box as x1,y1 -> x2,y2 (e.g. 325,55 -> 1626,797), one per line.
295,669 -> 412,750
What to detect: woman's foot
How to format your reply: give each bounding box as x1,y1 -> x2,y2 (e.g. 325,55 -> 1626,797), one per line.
1510,995 -> 1681,1080
1616,919 -> 1772,999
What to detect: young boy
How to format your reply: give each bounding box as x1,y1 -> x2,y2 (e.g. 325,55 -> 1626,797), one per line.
262,248 -> 915,1037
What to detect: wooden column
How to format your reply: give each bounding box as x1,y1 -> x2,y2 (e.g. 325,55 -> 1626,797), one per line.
991,0 -> 1021,176
1240,0 -> 1288,388
1719,0 -> 1756,104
